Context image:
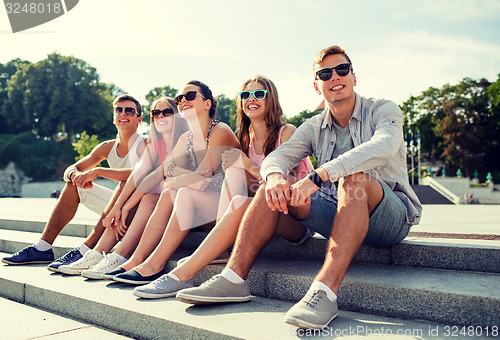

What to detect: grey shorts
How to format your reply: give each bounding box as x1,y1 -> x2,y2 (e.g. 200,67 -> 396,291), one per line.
296,180 -> 411,247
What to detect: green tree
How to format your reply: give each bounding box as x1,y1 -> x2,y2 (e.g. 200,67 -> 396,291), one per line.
1,53 -> 114,142
72,131 -> 100,162
402,77 -> 493,177
287,109 -> 317,128
0,59 -> 32,134
143,86 -> 178,122
216,94 -> 237,131
485,74 -> 500,176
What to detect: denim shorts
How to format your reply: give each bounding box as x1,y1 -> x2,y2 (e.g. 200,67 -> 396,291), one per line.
296,180 -> 411,247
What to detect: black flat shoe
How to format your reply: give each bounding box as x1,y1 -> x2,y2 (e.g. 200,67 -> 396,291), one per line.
113,269 -> 164,285
102,266 -> 126,280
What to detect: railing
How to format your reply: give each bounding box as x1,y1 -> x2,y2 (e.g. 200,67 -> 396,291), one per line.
421,176 -> 461,204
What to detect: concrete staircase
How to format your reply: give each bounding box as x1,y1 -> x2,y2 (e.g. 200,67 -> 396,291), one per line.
1,208 -> 499,339
411,184 -> 454,204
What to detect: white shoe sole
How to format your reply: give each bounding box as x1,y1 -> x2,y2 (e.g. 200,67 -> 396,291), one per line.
112,276 -> 152,285
284,312 -> 338,330
46,266 -> 61,273
81,270 -> 104,279
176,293 -> 251,305
2,259 -> 52,265
59,266 -> 88,275
133,290 -> 179,299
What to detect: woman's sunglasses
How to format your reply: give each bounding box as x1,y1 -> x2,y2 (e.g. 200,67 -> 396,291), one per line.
113,106 -> 137,117
315,63 -> 351,81
151,108 -> 174,118
174,91 -> 206,106
239,89 -> 267,101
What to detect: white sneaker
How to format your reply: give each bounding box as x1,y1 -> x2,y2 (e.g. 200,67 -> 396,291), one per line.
81,253 -> 127,280
59,249 -> 103,275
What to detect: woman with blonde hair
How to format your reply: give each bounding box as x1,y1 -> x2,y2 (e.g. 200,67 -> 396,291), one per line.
133,75 -> 313,298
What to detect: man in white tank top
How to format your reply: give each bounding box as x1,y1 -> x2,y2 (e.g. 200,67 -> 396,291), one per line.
2,95 -> 147,271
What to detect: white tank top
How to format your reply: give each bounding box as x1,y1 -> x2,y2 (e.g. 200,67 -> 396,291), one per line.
107,133 -> 144,168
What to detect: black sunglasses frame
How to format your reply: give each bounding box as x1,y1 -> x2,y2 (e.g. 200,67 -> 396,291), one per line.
151,108 -> 175,118
315,63 -> 352,81
114,106 -> 138,117
174,91 -> 206,106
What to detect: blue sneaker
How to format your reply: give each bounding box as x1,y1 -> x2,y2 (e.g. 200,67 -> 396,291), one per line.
2,245 -> 54,265
47,247 -> 82,273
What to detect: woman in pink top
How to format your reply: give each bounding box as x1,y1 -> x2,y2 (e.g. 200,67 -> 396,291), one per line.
133,75 -> 313,299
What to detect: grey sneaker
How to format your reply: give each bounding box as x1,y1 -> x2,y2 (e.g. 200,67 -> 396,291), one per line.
133,274 -> 193,299
176,274 -> 251,305
284,289 -> 338,329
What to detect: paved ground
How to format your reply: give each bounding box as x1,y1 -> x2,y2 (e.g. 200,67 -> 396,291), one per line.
0,296 -> 133,339
0,198 -> 499,237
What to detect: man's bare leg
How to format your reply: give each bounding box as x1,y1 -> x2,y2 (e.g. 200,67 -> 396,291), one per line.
40,182 -> 81,245
225,185 -> 280,279
313,173 -> 383,294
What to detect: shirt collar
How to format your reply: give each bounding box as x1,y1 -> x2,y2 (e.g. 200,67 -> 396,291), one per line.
321,93 -> 361,130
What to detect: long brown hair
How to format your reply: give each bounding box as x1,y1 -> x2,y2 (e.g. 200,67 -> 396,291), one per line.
236,75 -> 285,156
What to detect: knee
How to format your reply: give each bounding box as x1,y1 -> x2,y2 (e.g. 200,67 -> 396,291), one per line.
231,195 -> 249,207
175,187 -> 195,202
339,173 -> 374,200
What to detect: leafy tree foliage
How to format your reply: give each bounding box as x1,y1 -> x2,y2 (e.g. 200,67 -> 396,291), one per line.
72,131 -> 100,162
216,94 -> 237,131
402,77 -> 499,178
0,132 -> 63,180
143,86 -> 178,122
0,53 -> 115,142
287,109 -> 318,128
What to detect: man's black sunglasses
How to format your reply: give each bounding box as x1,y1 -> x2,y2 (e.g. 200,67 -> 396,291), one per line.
315,63 -> 351,81
114,106 -> 138,117
151,108 -> 175,118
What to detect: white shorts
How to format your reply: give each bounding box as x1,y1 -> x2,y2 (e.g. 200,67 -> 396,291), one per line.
77,183 -> 114,215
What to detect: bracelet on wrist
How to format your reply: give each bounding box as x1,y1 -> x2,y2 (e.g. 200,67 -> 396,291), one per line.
166,162 -> 176,177
67,169 -> 76,181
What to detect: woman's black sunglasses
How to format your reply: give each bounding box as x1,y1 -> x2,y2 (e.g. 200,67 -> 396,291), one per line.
151,108 -> 175,118
315,63 -> 351,81
174,91 -> 206,106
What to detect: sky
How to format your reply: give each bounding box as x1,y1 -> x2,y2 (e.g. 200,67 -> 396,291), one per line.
1,0 -> 500,118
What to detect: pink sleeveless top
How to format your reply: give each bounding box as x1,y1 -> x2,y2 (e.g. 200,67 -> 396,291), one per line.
248,125 -> 313,179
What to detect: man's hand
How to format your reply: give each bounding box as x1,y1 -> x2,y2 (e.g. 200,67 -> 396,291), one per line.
72,169 -> 98,189
290,176 -> 319,207
264,173 -> 291,214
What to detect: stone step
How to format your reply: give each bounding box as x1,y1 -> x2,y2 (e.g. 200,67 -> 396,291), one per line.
0,218 -> 92,238
1,224 -> 500,275
2,241 -> 499,329
1,255 -> 490,340
0,296 -> 133,339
